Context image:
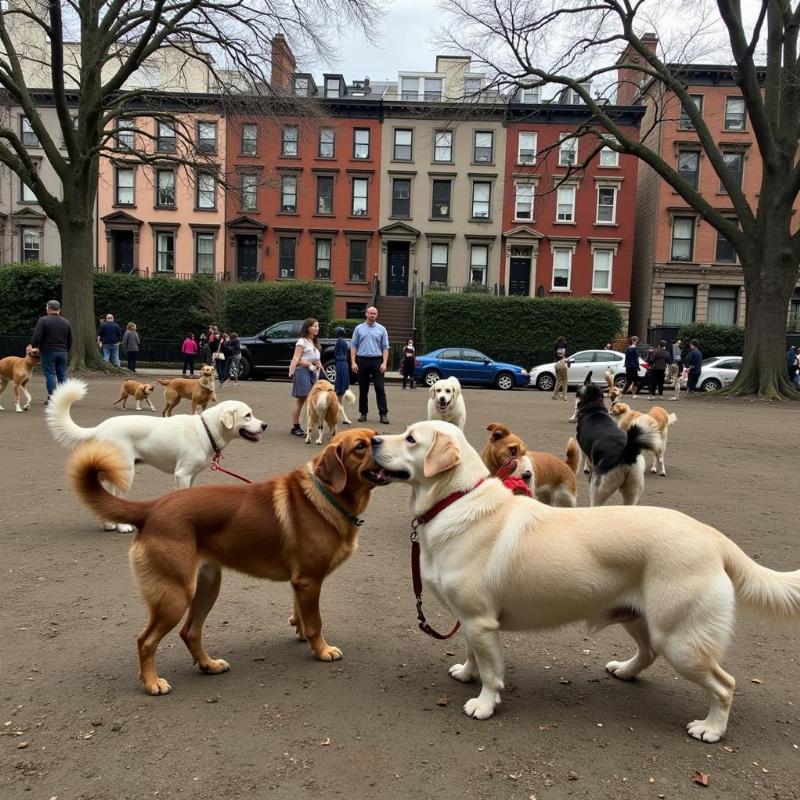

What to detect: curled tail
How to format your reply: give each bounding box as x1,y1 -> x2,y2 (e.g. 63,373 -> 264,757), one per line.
343,388 -> 356,406
45,378 -> 96,446
622,421 -> 662,464
157,378 -> 172,387
564,437 -> 580,475
67,441 -> 152,529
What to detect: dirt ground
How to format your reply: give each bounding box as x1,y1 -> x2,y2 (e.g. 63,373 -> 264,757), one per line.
1,373 -> 798,800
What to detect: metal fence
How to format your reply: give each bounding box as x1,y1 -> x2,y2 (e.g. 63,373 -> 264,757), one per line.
0,334 -> 184,366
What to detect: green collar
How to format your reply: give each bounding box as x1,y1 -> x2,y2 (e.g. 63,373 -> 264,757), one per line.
309,474 -> 365,527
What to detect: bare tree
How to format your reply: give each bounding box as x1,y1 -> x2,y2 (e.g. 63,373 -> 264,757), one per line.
0,0 -> 382,368
440,0 -> 800,399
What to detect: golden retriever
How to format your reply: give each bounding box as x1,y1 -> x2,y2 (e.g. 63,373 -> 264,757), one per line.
66,428 -> 386,695
610,401 -> 677,476
113,379 -> 156,412
0,345 -> 40,412
481,423 -> 579,507
304,379 -> 356,444
369,420 -> 800,742
159,365 -> 216,416
428,376 -> 466,429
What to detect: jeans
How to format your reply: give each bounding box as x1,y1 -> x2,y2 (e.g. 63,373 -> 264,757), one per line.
356,356 -> 388,416
126,351 -> 138,371
687,370 -> 700,393
41,350 -> 68,396
215,357 -> 229,384
102,342 -> 121,367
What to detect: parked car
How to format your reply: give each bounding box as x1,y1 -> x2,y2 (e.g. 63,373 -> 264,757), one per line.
683,355 -> 742,391
412,348 -> 529,390
529,349 -> 648,392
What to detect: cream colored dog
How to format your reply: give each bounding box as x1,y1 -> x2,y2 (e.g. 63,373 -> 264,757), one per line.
370,420 -> 800,742
610,402 -> 677,476
427,376 -> 466,429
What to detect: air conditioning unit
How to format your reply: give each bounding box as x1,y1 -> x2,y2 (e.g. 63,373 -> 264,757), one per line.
282,205 -> 296,212
280,269 -> 291,277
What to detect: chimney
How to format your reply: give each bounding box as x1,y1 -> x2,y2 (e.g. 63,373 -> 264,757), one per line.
616,32 -> 658,105
270,34 -> 297,89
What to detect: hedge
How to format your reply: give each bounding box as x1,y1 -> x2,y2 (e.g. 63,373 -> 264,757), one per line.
676,323 -> 745,358
0,262 -> 63,333
328,318 -> 362,336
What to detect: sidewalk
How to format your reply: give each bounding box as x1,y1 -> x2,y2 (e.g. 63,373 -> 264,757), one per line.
135,366 -> 408,383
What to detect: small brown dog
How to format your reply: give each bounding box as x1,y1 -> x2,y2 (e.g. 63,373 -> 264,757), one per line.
158,365 -> 216,416
67,428 -> 385,695
113,379 -> 156,412
304,379 -> 356,444
482,423 -> 579,507
610,401 -> 677,476
0,345 -> 40,412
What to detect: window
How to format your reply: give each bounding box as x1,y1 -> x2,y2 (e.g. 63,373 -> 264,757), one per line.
241,173 -> 258,211
241,124 -> 257,155
592,249 -> 613,292
558,133 -> 578,166
463,78 -> 481,97
424,78 -> 443,101
325,78 -> 340,98
552,248 -> 572,290
349,240 -> 367,281
281,175 -> 297,212
400,77 -> 419,101
195,233 -> 215,274
315,239 -> 332,279
430,243 -> 449,285
715,220 -> 738,263
279,237 -> 296,278
469,244 -> 488,284
346,302 -> 367,317
393,129 -> 412,160
115,167 -> 134,205
596,186 -> 617,224
663,284 -> 696,325
20,175 -> 37,203
293,76 -> 309,95
21,227 -> 40,261
21,117 -> 39,148
197,121 -> 217,154
281,126 -> 298,157
316,175 -> 334,214
391,178 -> 411,217
708,286 -> 738,325
156,120 -> 176,152
721,151 -> 744,192
790,290 -> 800,323
431,179 -> 451,219
514,184 -> 533,221
318,128 -> 334,158
725,97 -> 746,131
353,128 -> 370,159
434,130 -> 452,162
520,86 -> 540,103
156,231 -> 175,272
671,217 -> 695,261
518,132 -> 537,164
116,117 -> 134,150
128,63 -> 160,88
679,94 -> 704,130
471,181 -> 491,218
599,139 -> 619,167
196,172 -> 216,209
156,168 -> 175,207
473,131 -> 493,163
556,184 -> 575,222
352,178 -> 368,215
678,150 -> 700,190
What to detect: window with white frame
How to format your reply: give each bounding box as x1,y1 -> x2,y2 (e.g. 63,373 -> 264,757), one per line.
552,247 -> 572,290
430,243 -> 449,285
471,181 -> 491,218
156,168 -> 175,207
196,172 -> 216,209
241,123 -> 257,155
599,138 -> 619,167
156,231 -> 175,272
353,128 -> 370,159
325,78 -> 340,98
424,78 -> 443,101
352,178 -> 368,215
197,121 -> 217,154
195,233 -> 215,274
281,174 -> 297,212
400,76 -> 443,101
514,184 -> 534,221
21,117 -> 39,148
400,77 -> 419,101
241,173 -> 258,211
115,167 -> 134,205
315,239 -> 332,279
21,227 -> 40,261
318,127 -> 334,158
463,78 -> 481,97
558,133 -> 578,166
293,76 -> 309,95
469,244 -> 488,284
281,126 -> 298,157
596,186 -> 617,224
434,130 -> 452,162
671,217 -> 695,261
520,86 -> 540,103
518,132 -> 537,164
393,129 -> 413,160
592,249 -> 613,292
473,131 -> 494,163
724,97 -> 746,131
556,184 -> 576,222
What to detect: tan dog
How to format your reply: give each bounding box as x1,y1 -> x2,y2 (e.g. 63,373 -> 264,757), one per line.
370,420 -> 800,741
482,423 -> 579,507
113,380 -> 156,412
304,379 -> 356,444
159,365 -> 216,416
67,428 -> 385,695
0,345 -> 40,412
610,402 -> 677,476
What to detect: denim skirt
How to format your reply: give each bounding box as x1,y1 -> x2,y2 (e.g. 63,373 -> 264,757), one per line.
291,365 -> 318,398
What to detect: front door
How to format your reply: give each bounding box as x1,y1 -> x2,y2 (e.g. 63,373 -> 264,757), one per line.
113,231 -> 134,273
387,241 -> 410,296
237,235 -> 258,281
509,257 -> 530,295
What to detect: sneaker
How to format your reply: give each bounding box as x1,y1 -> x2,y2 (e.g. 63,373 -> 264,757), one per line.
648,395 -> 654,401
44,396 -> 51,406
358,414 -> 367,422
290,425 -> 305,437
379,415 -> 390,425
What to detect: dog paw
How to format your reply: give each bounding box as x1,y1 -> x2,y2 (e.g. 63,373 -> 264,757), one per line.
116,523 -> 135,533
15,407 -> 23,413
686,719 -> 725,743
200,658 -> 230,675
316,645 -> 343,662
448,662 -> 476,683
103,522 -> 117,531
464,692 -> 499,720
144,677 -> 172,696
605,660 -> 638,680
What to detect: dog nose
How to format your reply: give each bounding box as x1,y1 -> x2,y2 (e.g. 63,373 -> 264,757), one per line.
522,471 -> 532,481
371,436 -> 382,446
260,423 -> 268,430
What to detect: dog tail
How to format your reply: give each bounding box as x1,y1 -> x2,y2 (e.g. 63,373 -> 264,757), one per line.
45,378 -> 97,446
157,378 -> 172,387
604,368 -> 614,390
667,412 -> 678,426
622,420 -> 662,463
343,388 -> 356,406
564,437 -> 580,475
67,440 -> 151,529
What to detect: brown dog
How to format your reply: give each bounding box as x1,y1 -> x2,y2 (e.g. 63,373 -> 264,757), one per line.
609,402 -> 677,476
67,428 -> 385,695
304,379 -> 356,444
113,379 -> 156,412
158,365 -> 216,416
0,345 -> 40,412
482,423 -> 579,507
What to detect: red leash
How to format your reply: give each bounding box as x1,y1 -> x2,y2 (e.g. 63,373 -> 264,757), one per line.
209,452 -> 253,484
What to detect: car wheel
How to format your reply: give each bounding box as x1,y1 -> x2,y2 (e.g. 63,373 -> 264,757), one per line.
236,358 -> 251,381
423,369 -> 441,387
614,374 -> 627,390
495,372 -> 514,390
701,377 -> 721,392
323,361 -> 337,383
535,372 -> 555,392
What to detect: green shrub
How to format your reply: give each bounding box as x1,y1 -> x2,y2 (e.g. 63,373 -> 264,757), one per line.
676,323 -> 745,358
0,262 -> 62,333
461,283 -> 492,295
328,318 -> 362,336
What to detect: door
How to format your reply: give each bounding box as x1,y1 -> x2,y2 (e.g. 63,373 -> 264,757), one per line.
237,235 -> 259,281
460,348 -> 492,383
509,257 -> 530,295
566,351 -> 596,384
387,241 -> 410,296
113,231 -> 134,273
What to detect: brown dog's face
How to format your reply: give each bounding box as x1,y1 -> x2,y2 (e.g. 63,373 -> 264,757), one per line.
140,384 -> 154,397
314,428 -> 386,500
610,402 -> 630,418
25,346 -> 41,362
199,365 -> 214,378
484,423 -> 527,474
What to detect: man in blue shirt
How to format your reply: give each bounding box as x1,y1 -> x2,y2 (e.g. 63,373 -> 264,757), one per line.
97,313 -> 124,367
349,306 -> 390,424
684,339 -> 703,394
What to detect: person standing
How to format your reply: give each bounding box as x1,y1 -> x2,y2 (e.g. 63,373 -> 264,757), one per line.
97,313 -> 123,367
31,299 -> 72,404
647,340 -> 671,400
401,339 -> 416,390
288,318 -> 321,436
552,349 -> 569,401
684,339 -> 703,394
554,336 -> 567,359
349,306 -> 390,424
786,345 -> 799,385
181,333 -> 198,376
671,338 -> 683,368
622,335 -> 640,398
333,327 -> 353,423
226,332 -> 242,385
213,333 -> 231,386
198,333 -> 210,366
122,322 -> 140,372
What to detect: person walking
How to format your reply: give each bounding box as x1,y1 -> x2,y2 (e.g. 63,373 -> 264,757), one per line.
349,306 -> 390,424
122,322 -> 140,372
288,318 -> 321,436
31,299 -> 72,404
226,332 -> 242,385
622,335 -> 640,398
684,339 -> 703,394
786,345 -> 799,385
552,349 -> 569,401
181,333 -> 198,376
198,333 -> 210,366
401,338 -> 416,390
213,333 -> 231,386
97,313 -> 124,367
333,327 -> 353,423
647,340 -> 671,399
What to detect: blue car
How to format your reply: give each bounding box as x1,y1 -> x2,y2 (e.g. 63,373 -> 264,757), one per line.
412,347 -> 529,390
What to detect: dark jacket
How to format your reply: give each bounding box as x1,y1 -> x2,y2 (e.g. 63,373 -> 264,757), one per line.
32,314 -> 72,352
649,347 -> 671,371
624,345 -> 639,370
98,321 -> 123,345
685,348 -> 702,374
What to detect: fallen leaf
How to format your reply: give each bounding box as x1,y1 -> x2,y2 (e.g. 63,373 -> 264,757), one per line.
320,737 -> 331,746
436,696 -> 449,707
692,771 -> 710,787
751,678 -> 763,684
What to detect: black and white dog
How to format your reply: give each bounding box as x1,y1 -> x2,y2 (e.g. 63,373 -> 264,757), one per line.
575,372 -> 660,506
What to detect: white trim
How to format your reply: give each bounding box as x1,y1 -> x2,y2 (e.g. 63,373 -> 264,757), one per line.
558,132 -> 578,167
550,243 -> 575,292
514,182 -> 534,222
591,247 -> 614,293
555,183 -> 576,223
595,184 -> 618,224
517,131 -> 537,164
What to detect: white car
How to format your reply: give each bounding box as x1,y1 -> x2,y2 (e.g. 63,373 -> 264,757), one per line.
683,355 -> 742,391
529,349 -> 648,392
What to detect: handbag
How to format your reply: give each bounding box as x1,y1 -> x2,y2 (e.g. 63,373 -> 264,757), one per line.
213,352 -> 226,361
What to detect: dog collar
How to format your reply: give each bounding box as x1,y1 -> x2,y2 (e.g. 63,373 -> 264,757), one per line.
309,474 -> 364,527
200,414 -> 222,456
412,478 -> 486,532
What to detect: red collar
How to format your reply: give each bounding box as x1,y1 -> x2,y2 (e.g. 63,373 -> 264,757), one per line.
413,478 -> 486,530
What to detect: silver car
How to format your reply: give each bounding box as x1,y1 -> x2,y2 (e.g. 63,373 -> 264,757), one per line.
683,356 -> 742,391
529,349 -> 648,392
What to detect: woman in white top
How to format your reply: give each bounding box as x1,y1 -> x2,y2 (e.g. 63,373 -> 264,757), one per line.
288,317 -> 321,436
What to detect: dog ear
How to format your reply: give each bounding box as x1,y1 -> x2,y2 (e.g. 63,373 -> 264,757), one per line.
487,422 -> 510,441
315,443 -> 347,493
25,344 -> 32,354
220,409 -> 236,430
428,385 -> 436,399
423,431 -> 461,478
584,371 -> 593,385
